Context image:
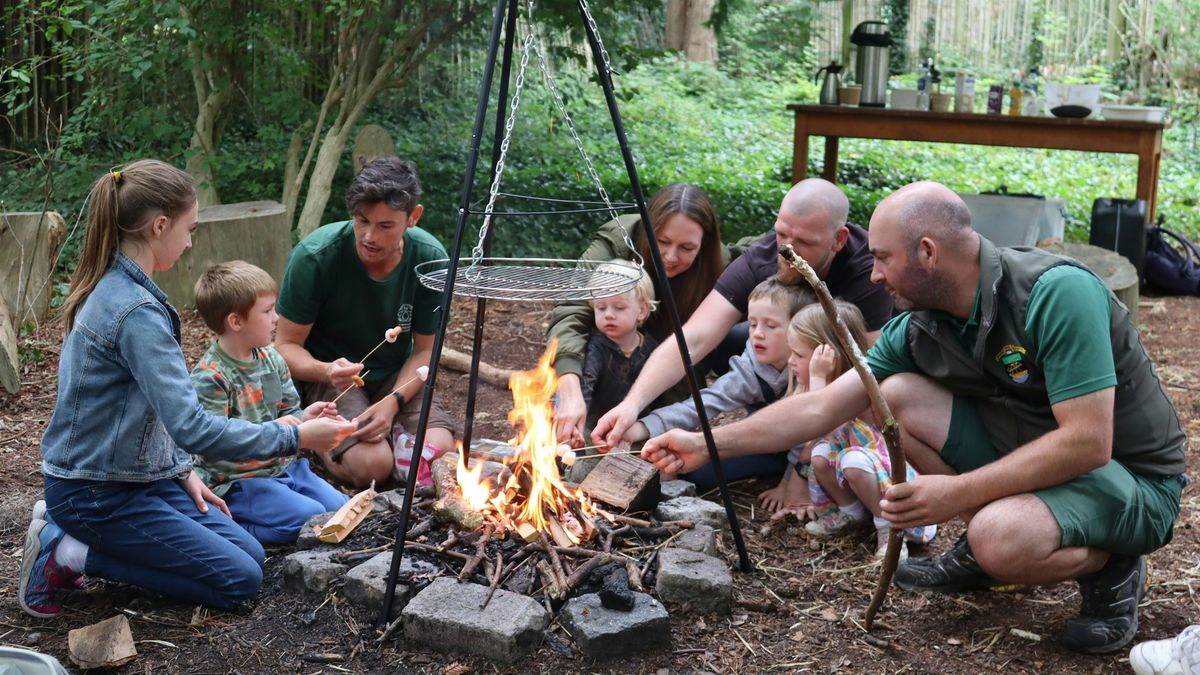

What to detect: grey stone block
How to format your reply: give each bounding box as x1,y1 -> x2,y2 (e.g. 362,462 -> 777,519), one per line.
282,550 -> 348,593
343,552 -> 440,619
655,547 -> 732,614
673,523 -> 718,556
295,511 -> 337,550
403,577 -> 549,663
660,479 -> 697,500
373,489 -> 406,513
654,496 -> 728,530
561,592 -> 670,659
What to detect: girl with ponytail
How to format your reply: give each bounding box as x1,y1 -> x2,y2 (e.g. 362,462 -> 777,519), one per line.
19,160 -> 355,618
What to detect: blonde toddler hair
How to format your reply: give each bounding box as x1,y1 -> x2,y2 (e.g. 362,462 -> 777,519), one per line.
593,259 -> 658,322
748,276 -> 815,318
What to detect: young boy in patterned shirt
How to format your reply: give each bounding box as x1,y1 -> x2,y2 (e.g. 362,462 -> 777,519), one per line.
190,261 -> 349,545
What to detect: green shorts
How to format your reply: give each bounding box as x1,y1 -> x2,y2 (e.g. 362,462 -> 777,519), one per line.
945,397 -> 1184,555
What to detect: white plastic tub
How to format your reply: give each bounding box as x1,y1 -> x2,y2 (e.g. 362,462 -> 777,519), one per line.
1101,104 -> 1167,123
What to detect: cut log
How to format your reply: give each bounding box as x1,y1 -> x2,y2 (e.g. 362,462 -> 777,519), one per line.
579,453 -> 660,513
1040,241 -> 1140,326
438,346 -> 515,388
0,210 -> 65,328
68,614 -> 138,669
154,201 -> 289,308
352,124 -> 396,173
0,296 -> 19,394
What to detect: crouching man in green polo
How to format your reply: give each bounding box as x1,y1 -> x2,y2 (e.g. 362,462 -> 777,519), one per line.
639,181 -> 1187,655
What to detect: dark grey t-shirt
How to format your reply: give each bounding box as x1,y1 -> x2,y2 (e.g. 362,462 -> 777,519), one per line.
712,223 -> 893,331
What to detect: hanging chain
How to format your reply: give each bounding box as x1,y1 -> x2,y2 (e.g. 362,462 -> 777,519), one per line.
527,2 -> 640,264
578,0 -> 614,81
470,26 -> 536,268
470,2 -> 639,269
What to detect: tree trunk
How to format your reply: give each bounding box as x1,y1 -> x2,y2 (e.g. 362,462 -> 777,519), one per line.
185,86 -> 230,207
663,0 -> 716,64
841,0 -> 855,75
295,125 -> 352,238
1106,0 -> 1125,63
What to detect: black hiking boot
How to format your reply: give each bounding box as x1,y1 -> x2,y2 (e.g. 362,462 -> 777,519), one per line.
893,533 -> 1025,594
1061,554 -> 1146,654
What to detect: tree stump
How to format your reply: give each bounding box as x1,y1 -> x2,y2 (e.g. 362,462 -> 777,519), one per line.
0,210 -> 66,328
0,296 -> 20,394
1040,241 -> 1140,326
353,124 -> 395,173
155,201 -> 290,308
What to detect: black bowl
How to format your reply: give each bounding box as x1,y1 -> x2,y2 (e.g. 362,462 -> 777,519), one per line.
1050,104 -> 1093,118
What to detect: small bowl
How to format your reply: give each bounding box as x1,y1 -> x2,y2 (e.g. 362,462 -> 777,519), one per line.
1050,104 -> 1092,119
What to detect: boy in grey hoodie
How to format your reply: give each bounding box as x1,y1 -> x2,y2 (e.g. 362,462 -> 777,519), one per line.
627,278 -> 813,489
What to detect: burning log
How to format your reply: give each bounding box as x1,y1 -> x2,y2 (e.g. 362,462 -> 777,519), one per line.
579,453 -> 660,512
431,454 -> 485,530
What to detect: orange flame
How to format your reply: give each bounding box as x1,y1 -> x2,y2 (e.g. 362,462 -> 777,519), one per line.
454,339 -> 596,542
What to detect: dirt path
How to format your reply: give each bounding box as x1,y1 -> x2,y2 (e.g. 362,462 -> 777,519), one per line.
0,294 -> 1196,674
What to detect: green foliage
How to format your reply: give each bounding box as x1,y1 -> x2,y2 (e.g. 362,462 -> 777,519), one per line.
882,0 -> 910,75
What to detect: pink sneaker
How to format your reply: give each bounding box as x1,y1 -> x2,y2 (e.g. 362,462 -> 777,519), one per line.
805,509 -> 869,539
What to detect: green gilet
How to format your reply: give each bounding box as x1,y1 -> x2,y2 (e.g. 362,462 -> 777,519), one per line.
905,239 -> 1185,476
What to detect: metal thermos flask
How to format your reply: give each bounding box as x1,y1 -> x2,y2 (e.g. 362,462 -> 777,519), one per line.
815,61 -> 843,106
851,21 -> 892,107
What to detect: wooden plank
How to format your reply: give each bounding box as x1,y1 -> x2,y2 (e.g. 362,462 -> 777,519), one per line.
154,201 -> 290,308
579,453 -> 660,513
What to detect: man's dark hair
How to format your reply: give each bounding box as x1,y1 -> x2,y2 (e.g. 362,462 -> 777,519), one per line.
345,156 -> 423,215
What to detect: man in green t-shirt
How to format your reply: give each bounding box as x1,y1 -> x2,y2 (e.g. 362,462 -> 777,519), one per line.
639,182 -> 1186,656
276,157 -> 456,488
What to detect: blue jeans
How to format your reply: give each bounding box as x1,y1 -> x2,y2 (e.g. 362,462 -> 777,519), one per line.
223,459 -> 349,545
43,475 -> 264,609
685,451 -> 790,492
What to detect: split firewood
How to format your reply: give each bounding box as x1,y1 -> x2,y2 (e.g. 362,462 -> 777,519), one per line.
780,244 -> 907,631
317,483 -> 378,543
579,453 -> 660,512
546,516 -> 575,549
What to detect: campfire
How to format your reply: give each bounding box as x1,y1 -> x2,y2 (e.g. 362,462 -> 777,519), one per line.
453,340 -> 603,547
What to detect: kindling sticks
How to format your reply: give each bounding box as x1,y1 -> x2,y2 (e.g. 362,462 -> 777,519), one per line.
778,244 -> 907,630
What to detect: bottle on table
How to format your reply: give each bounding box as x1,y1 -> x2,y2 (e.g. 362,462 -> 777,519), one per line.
1007,72 -> 1023,116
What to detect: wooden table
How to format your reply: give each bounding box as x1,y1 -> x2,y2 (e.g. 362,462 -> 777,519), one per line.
788,104 -> 1167,222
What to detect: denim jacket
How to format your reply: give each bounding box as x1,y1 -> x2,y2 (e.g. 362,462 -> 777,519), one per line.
41,252 -> 299,482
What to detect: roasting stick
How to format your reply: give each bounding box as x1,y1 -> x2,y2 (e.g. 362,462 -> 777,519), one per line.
326,325 -> 406,410
355,366 -> 431,421
329,370 -> 370,406
779,244 -> 907,631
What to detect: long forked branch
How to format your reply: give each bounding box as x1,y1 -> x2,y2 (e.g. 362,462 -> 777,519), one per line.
778,244 -> 905,630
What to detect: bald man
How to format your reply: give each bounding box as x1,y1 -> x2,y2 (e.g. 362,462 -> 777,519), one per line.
641,181 -> 1186,655
591,179 -> 893,470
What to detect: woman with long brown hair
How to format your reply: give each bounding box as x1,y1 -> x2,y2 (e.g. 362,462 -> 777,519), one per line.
547,182 -> 727,446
